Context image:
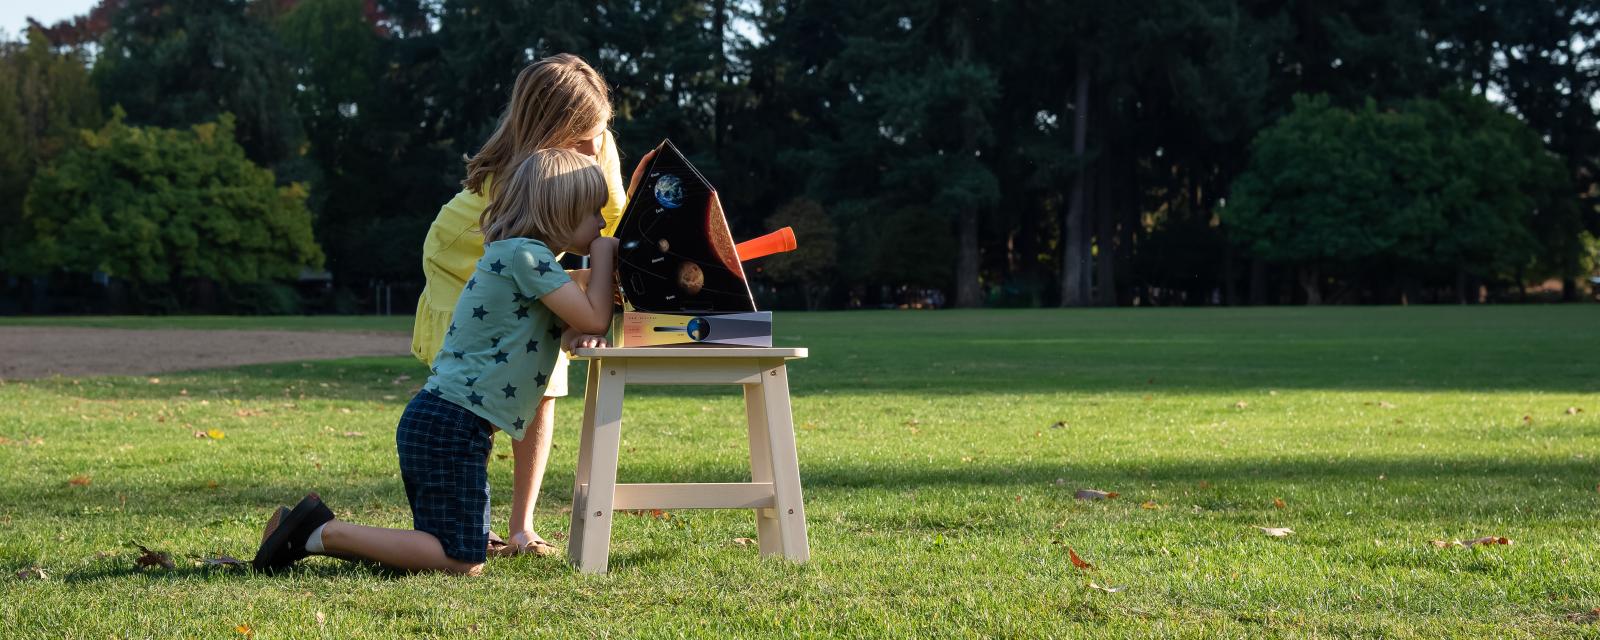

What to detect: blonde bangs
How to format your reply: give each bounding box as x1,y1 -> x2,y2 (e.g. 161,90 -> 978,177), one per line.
479,149 -> 608,247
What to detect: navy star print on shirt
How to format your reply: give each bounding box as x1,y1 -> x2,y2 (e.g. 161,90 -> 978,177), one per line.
512,417 -> 525,430
514,306 -> 530,319
472,305 -> 488,320
465,277 -> 477,291
448,322 -> 457,336
489,259 -> 506,274
501,383 -> 517,399
492,350 -> 509,364
465,376 -> 477,387
534,260 -> 554,276
535,371 -> 549,387
525,339 -> 538,353
466,391 -> 484,406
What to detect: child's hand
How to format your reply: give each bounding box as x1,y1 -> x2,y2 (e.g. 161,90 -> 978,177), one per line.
589,236 -> 618,262
561,326 -> 608,351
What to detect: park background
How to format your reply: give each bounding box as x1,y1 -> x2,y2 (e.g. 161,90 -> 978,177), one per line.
3,0 -> 1600,314
3,2 -> 1600,638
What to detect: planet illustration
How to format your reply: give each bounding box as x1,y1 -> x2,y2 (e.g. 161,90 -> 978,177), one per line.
653,174 -> 684,209
658,238 -> 671,252
677,261 -> 705,295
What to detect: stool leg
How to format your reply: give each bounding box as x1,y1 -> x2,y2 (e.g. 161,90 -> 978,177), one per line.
757,360 -> 809,562
744,381 -> 782,558
567,360 -> 603,564
574,360 -> 627,574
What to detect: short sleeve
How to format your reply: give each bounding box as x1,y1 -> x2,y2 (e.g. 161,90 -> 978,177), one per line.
508,240 -> 572,300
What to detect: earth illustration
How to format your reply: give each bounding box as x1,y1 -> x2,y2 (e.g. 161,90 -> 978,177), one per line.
653,174 -> 684,209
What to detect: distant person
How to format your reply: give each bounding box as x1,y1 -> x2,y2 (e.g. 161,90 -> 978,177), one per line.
253,149 -> 618,574
410,54 -> 652,557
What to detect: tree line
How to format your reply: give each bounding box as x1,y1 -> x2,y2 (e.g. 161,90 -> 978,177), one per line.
2,0 -> 1597,313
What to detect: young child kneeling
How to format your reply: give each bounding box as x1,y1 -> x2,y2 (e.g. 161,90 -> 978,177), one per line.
252,148 -> 618,575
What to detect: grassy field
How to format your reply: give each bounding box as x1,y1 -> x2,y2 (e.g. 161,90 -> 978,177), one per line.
1,307 -> 1597,638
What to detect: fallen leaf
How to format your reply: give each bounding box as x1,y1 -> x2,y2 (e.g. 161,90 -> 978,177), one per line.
1053,478 -> 1066,486
1233,401 -> 1248,409
1088,582 -> 1125,593
234,408 -> 266,418
235,624 -> 253,637
1565,607 -> 1600,624
316,611 -> 327,627
1067,547 -> 1094,570
1378,401 -> 1396,409
14,566 -> 47,580
1256,526 -> 1294,537
1463,536 -> 1512,547
341,431 -> 364,438
1050,421 -> 1067,429
339,408 -> 352,414
206,428 -> 226,440
1273,498 -> 1287,509
907,427 -> 921,435
1429,539 -> 1456,548
495,453 -> 510,460
147,378 -> 161,385
134,544 -> 174,569
67,475 -> 91,487
1140,500 -> 1161,510
1523,415 -> 1533,424
391,375 -> 411,385
904,419 -> 920,427
1075,489 -> 1119,501
1567,407 -> 1583,415
1198,480 -> 1213,489
731,537 -> 756,547
201,555 -> 247,567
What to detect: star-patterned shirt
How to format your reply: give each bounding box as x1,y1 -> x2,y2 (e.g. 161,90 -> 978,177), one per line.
425,238 -> 571,440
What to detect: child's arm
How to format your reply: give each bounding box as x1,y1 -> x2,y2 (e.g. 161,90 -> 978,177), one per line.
541,236 -> 617,335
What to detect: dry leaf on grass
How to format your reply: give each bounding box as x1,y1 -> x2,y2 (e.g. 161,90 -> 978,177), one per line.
1233,401 -> 1249,409
342,431 -> 364,438
1378,401 -> 1396,409
201,555 -> 247,567
1256,526 -> 1294,537
1273,498 -> 1287,509
1075,489 -> 1119,501
1567,407 -> 1583,415
1430,537 -> 1512,548
1068,547 -> 1094,570
235,624 -> 253,637
1050,421 -> 1067,429
1140,501 -> 1161,510
67,475 -> 91,487
1566,608 -> 1600,624
134,544 -> 174,569
147,378 -> 160,384
14,566 -> 47,580
731,537 -> 756,547
1088,582 -> 1125,593
316,611 -> 327,627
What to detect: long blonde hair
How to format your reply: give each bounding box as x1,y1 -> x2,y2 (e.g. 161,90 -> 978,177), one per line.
480,149 -> 607,247
464,54 -> 612,200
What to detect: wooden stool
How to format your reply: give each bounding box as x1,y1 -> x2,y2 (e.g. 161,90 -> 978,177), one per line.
566,347 -> 810,574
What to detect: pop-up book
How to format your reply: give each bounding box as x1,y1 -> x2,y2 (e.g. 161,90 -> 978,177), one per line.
612,140 -> 795,347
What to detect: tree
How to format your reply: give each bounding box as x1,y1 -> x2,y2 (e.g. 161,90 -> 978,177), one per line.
0,28 -> 101,272
1225,93 -> 1558,304
18,110 -> 323,306
759,198 -> 837,310
91,0 -> 305,173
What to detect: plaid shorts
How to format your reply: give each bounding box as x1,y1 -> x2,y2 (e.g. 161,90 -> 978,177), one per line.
396,389 -> 494,563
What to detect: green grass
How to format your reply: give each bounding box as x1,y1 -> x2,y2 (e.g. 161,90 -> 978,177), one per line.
2,307 -> 1598,638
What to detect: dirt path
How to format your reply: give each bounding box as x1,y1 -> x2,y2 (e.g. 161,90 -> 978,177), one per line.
0,326 -> 412,379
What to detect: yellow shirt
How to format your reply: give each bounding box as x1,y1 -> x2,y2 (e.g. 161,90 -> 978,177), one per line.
411,131 -> 627,366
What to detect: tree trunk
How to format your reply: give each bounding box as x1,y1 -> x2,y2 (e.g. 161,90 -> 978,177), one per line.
952,20 -> 982,308
1248,258 -> 1267,305
1298,266 -> 1322,305
1094,150 -> 1116,306
1062,50 -> 1091,307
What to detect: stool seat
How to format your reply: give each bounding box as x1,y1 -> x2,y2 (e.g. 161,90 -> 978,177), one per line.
566,346 -> 810,574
